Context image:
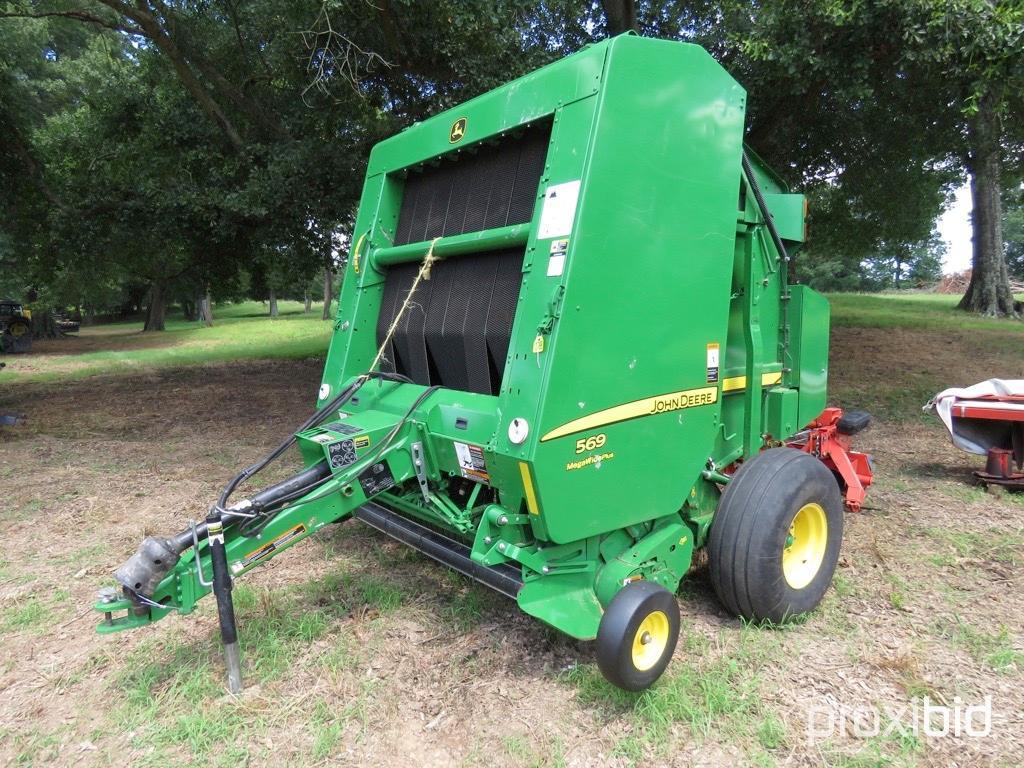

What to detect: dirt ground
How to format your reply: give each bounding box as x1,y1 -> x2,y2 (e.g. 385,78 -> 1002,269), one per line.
1,329 -> 1023,767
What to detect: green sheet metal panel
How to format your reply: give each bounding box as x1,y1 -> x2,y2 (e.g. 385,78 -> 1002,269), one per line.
764,387 -> 800,440
318,42 -> 610,396
790,285 -> 830,427
763,192 -> 806,242
523,37 -> 747,542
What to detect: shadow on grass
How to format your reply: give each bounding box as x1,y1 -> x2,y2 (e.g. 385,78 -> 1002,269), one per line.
900,459 -> 978,484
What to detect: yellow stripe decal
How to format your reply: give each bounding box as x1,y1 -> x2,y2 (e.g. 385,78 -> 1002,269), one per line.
722,372 -> 783,393
352,231 -> 367,274
540,385 -> 718,442
519,462 -> 540,515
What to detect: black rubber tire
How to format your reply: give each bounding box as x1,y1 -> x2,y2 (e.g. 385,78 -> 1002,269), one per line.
708,447 -> 843,623
3,319 -> 32,353
596,580 -> 680,691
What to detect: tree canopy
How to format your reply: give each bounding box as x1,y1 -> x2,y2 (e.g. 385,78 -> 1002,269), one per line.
1,0 -> 1021,328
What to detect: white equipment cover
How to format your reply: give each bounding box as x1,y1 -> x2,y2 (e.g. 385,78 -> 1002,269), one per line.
925,378 -> 1024,456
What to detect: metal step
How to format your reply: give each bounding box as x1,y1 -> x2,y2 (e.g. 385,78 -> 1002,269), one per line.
354,502 -> 523,599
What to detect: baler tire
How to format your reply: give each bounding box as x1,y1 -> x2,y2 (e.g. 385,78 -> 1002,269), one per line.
595,580 -> 680,691
708,447 -> 843,624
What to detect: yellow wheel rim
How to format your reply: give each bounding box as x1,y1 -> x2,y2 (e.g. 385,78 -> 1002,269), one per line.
631,610 -> 670,671
782,502 -> 828,590
9,323 -> 26,337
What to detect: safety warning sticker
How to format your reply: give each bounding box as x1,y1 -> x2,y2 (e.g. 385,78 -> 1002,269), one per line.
453,441 -> 490,483
538,180 -> 581,239
324,421 -> 361,435
547,238 -> 569,277
706,342 -> 720,383
359,461 -> 395,495
328,439 -> 357,468
239,524 -> 306,569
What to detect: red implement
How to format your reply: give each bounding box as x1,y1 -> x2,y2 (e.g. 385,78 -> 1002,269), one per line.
785,407 -> 873,512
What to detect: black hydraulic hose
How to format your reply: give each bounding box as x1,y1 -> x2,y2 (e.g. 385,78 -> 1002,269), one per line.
169,460 -> 332,553
741,150 -> 790,267
215,379 -> 361,509
249,461 -> 333,510
174,377 -> 437,551
216,371 -> 412,510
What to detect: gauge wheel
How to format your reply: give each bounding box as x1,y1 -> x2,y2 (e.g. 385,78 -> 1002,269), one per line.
708,447 -> 843,623
595,580 -> 680,691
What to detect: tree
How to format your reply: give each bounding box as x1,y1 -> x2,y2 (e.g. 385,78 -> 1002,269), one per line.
899,0 -> 1024,316
1005,195 -> 1024,281
860,232 -> 946,290
1,1 -> 586,329
623,1 -> 958,286
601,0 -> 637,35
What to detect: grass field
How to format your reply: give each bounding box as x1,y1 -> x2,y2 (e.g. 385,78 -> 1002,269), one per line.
1,301 -> 334,384
1,293 -> 1023,767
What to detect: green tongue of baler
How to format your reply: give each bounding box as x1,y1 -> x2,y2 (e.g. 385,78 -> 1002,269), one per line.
96,34 -> 858,695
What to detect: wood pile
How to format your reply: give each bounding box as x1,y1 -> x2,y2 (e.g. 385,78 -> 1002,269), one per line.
934,269 -> 1024,294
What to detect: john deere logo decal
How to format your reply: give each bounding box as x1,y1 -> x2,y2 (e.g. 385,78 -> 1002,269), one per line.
449,117 -> 467,143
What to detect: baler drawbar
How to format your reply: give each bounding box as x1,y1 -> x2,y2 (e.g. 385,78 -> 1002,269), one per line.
96,34 -> 872,692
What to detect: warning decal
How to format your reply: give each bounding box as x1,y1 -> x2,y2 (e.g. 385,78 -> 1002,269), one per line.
324,421 -> 361,435
240,524 -> 306,569
453,441 -> 490,483
359,461 -> 395,496
537,180 -> 581,240
547,238 -> 569,277
328,439 -> 357,468
706,342 -> 720,383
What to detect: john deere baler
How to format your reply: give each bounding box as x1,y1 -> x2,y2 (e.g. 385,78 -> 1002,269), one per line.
97,34 -> 872,692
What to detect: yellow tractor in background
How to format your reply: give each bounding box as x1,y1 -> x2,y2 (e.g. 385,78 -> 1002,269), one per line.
0,299 -> 32,353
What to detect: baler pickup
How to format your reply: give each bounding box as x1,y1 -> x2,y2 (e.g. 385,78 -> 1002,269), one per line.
96,34 -> 872,693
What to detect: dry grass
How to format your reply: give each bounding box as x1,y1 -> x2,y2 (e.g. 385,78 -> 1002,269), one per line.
1,308 -> 1024,767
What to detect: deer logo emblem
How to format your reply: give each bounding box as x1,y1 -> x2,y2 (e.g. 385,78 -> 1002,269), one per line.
449,117 -> 467,143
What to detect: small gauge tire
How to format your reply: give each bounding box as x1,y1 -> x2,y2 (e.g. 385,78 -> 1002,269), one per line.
596,580 -> 680,691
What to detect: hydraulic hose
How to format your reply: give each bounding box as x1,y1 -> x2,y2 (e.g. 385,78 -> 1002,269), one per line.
169,460 -> 332,553
741,150 -> 790,268
216,371 -> 411,510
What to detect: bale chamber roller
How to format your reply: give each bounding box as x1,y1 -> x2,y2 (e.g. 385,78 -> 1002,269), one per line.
96,34 -> 873,692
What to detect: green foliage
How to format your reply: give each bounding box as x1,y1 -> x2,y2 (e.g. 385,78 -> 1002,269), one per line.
1005,193 -> 1024,280
1,0 -> 1021,321
0,1 -> 584,323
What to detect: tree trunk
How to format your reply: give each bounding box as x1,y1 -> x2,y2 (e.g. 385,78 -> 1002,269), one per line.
269,288 -> 279,318
304,289 -> 312,313
31,309 -> 62,339
84,305 -> 96,326
199,287 -> 214,327
322,269 -> 333,320
143,281 -> 166,332
602,0 -> 637,35
958,89 -> 1016,317
182,297 -> 197,322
